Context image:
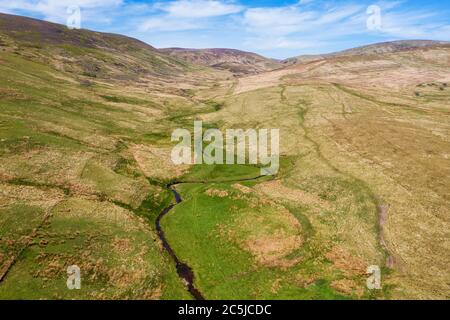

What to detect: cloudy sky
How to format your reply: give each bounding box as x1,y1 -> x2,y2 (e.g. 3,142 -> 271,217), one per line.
0,0 -> 449,59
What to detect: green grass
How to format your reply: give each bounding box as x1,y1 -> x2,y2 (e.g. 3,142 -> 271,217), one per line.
0,45 -> 200,299
161,181 -> 352,299
0,198 -> 190,300
181,163 -> 262,182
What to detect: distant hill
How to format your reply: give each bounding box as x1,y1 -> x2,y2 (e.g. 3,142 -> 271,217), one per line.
160,47 -> 282,76
0,12 -> 197,81
284,40 -> 450,65
2,12 -> 448,79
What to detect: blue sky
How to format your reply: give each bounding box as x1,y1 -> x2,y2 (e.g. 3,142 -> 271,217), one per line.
0,0 -> 449,59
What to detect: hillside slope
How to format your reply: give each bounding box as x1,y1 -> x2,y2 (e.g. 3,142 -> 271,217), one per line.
0,12 -> 221,84
160,47 -> 282,75
284,40 -> 450,65
0,13 -> 228,300
227,42 -> 450,299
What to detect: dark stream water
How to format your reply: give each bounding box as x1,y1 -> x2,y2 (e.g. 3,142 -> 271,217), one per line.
155,184 -> 204,300
155,176 -> 266,300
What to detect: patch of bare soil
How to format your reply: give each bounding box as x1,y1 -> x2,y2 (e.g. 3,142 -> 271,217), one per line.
244,232 -> 302,268
205,188 -> 229,198
325,247 -> 367,276
330,279 -> 364,297
112,236 -> 132,254
232,183 -> 253,194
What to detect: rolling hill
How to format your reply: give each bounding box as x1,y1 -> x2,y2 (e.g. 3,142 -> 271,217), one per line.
160,47 -> 282,75
0,12 -> 207,83
284,40 -> 450,65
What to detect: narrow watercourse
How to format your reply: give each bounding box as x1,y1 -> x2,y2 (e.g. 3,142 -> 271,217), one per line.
155,183 -> 204,300
155,175 -> 267,300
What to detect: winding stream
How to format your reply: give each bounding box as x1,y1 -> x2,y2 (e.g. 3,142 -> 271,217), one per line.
155,183 -> 204,300
155,175 -> 266,300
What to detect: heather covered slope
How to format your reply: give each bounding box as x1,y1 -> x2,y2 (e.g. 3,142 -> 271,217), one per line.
0,12 -> 221,83
160,47 -> 282,75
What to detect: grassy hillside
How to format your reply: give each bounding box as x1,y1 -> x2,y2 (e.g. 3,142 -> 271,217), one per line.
199,45 -> 450,299
0,13 -> 197,79
0,13 -> 230,300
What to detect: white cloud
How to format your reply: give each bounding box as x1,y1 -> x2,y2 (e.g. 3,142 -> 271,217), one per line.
244,36 -> 325,50
315,5 -> 362,25
139,17 -> 204,32
241,2 -> 450,50
138,0 -> 244,33
156,0 -> 244,18
243,7 -> 315,36
242,4 -> 366,46
0,0 -> 123,23
377,9 -> 450,39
